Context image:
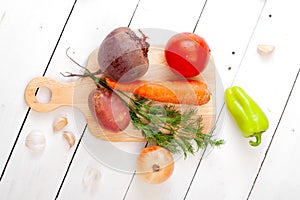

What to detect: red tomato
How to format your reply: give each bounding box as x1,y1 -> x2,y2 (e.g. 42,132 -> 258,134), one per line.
164,32 -> 210,77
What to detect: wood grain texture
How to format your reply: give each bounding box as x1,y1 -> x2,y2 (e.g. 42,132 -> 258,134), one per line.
25,46 -> 217,142
2,0 -> 299,199
186,0 -> 300,199
248,70 -> 300,200
0,0 -> 76,173
0,1 -> 142,199
58,0 -> 213,199
124,1 -> 268,200
25,77 -> 75,112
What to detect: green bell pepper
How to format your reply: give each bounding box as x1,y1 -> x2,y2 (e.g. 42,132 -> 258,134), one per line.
225,86 -> 269,146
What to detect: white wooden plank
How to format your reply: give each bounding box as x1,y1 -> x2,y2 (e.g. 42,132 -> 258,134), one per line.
125,0 -> 209,198
194,0 -> 267,89
0,0 -> 75,172
1,0 -> 297,199
59,0 -> 212,199
248,0 -> 300,197
57,142 -> 145,200
0,0 -> 141,199
125,111 -> 226,200
129,0 -> 206,32
0,0 -> 9,22
248,70 -> 300,200
186,0 -> 300,199
60,1 -> 216,199
33,0 -> 143,199
122,0 -> 267,199
0,107 -> 86,199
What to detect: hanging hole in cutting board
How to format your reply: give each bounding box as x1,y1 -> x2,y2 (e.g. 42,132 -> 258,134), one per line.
35,86 -> 52,104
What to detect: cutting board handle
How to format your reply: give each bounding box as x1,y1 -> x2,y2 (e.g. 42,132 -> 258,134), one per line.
24,77 -> 75,112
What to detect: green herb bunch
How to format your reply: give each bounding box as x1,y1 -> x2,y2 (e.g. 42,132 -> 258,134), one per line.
129,95 -> 224,158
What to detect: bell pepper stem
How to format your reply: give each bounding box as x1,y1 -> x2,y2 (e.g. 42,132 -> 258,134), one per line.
249,133 -> 262,146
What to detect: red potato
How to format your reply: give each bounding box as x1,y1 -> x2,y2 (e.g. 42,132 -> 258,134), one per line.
88,88 -> 130,132
98,27 -> 150,82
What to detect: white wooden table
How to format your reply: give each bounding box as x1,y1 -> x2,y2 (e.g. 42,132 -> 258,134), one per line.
0,0 -> 299,199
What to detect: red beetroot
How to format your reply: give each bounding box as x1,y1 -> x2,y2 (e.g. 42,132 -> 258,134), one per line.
88,88 -> 130,132
97,27 -> 149,82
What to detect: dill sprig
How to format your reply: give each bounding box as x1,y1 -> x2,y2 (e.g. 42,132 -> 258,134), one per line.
129,95 -> 224,158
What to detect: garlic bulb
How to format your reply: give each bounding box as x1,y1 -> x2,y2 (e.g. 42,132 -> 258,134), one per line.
82,164 -> 102,192
53,116 -> 68,132
25,131 -> 46,152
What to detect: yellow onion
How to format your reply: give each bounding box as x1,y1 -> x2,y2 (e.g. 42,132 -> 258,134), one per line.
136,146 -> 174,184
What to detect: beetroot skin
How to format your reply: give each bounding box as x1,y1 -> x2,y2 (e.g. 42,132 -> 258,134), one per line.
97,27 -> 149,82
89,88 -> 130,132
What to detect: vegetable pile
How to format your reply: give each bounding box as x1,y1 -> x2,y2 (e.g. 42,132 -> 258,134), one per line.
64,27 -> 224,183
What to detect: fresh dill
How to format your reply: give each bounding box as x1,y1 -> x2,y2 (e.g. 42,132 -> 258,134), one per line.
129,95 -> 224,158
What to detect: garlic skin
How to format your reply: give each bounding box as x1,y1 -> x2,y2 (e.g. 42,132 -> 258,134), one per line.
82,165 -> 102,192
63,131 -> 76,148
53,116 -> 68,132
257,44 -> 275,55
25,131 -> 46,152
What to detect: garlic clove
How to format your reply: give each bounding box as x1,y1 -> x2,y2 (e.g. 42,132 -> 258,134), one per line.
53,116 -> 68,132
25,131 -> 46,152
63,131 -> 76,148
82,164 -> 102,192
257,44 -> 275,55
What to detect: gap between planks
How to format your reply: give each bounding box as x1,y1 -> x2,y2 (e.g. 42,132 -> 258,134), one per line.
55,124 -> 88,199
192,0 -> 208,33
184,0 -> 268,199
247,67 -> 300,200
0,0 -> 79,183
53,0 -> 142,199
122,1 -> 210,198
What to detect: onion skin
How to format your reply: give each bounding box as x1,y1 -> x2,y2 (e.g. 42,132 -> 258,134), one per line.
88,88 -> 130,132
98,27 -> 149,82
136,146 -> 174,184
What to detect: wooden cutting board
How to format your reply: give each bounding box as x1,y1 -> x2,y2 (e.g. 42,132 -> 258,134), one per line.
24,47 -> 216,142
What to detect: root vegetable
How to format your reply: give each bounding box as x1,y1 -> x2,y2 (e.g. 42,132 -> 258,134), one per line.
88,87 -> 130,132
98,27 -> 150,82
105,78 -> 210,106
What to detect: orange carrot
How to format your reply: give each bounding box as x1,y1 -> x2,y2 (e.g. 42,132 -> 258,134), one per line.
106,78 -> 210,106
